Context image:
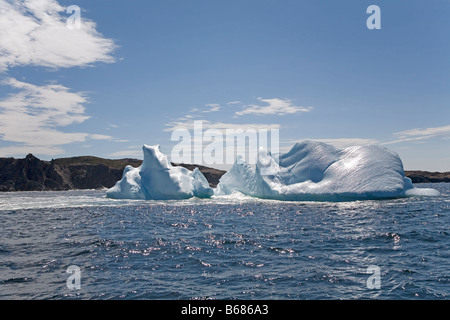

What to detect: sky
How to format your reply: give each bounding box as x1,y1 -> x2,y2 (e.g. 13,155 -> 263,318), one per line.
0,0 -> 449,171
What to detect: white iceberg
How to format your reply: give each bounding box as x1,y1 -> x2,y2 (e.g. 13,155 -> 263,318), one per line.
216,140 -> 440,201
106,145 -> 214,200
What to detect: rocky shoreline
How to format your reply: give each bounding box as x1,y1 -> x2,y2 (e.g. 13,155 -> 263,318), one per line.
0,154 -> 447,192
0,154 -> 226,192
403,171 -> 450,184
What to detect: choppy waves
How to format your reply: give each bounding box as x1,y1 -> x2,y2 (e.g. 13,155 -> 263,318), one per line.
0,183 -> 448,299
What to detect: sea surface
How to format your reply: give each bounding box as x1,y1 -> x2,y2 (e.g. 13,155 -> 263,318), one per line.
0,183 -> 449,300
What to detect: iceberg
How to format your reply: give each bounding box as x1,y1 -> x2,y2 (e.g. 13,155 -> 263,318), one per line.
106,145 -> 214,200
216,140 -> 440,201
107,141 -> 439,201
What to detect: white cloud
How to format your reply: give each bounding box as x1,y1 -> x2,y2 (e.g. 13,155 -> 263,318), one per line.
90,134 -> 114,140
382,136 -> 430,145
384,124 -> 450,145
202,103 -> 221,113
164,119 -> 280,132
109,147 -> 143,158
235,98 -> 313,117
394,125 -> 450,138
0,1 -> 119,157
0,0 -> 116,72
0,145 -> 65,157
0,78 -> 113,156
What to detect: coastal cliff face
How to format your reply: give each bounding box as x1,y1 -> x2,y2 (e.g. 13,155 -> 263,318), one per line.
404,171 -> 450,183
0,154 -> 226,191
0,154 -> 123,191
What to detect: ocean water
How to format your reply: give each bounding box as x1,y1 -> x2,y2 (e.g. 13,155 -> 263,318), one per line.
0,183 -> 448,300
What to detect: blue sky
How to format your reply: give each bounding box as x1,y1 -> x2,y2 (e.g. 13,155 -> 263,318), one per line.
0,0 -> 449,171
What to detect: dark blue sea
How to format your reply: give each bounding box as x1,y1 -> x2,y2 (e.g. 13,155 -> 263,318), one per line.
0,183 -> 449,300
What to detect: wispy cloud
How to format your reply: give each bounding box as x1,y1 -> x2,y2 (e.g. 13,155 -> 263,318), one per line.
90,134 -> 114,140
202,103 -> 221,113
395,125 -> 450,138
235,98 -> 313,117
165,97 -> 303,135
0,78 -> 113,157
285,124 -> 450,150
0,145 -> 67,157
384,124 -> 450,145
109,149 -> 143,159
0,0 -> 116,72
164,119 -> 280,132
0,0 -> 119,157
227,100 -> 242,105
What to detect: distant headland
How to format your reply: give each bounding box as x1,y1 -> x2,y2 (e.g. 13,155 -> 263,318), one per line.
0,154 -> 225,192
0,154 -> 447,192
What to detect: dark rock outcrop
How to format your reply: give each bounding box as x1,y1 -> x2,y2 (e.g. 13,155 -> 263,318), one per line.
404,171 -> 450,183
0,154 -> 123,191
0,154 -> 226,191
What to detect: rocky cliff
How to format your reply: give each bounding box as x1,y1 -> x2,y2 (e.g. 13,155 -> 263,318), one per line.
404,171 -> 450,183
0,154 -> 226,191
